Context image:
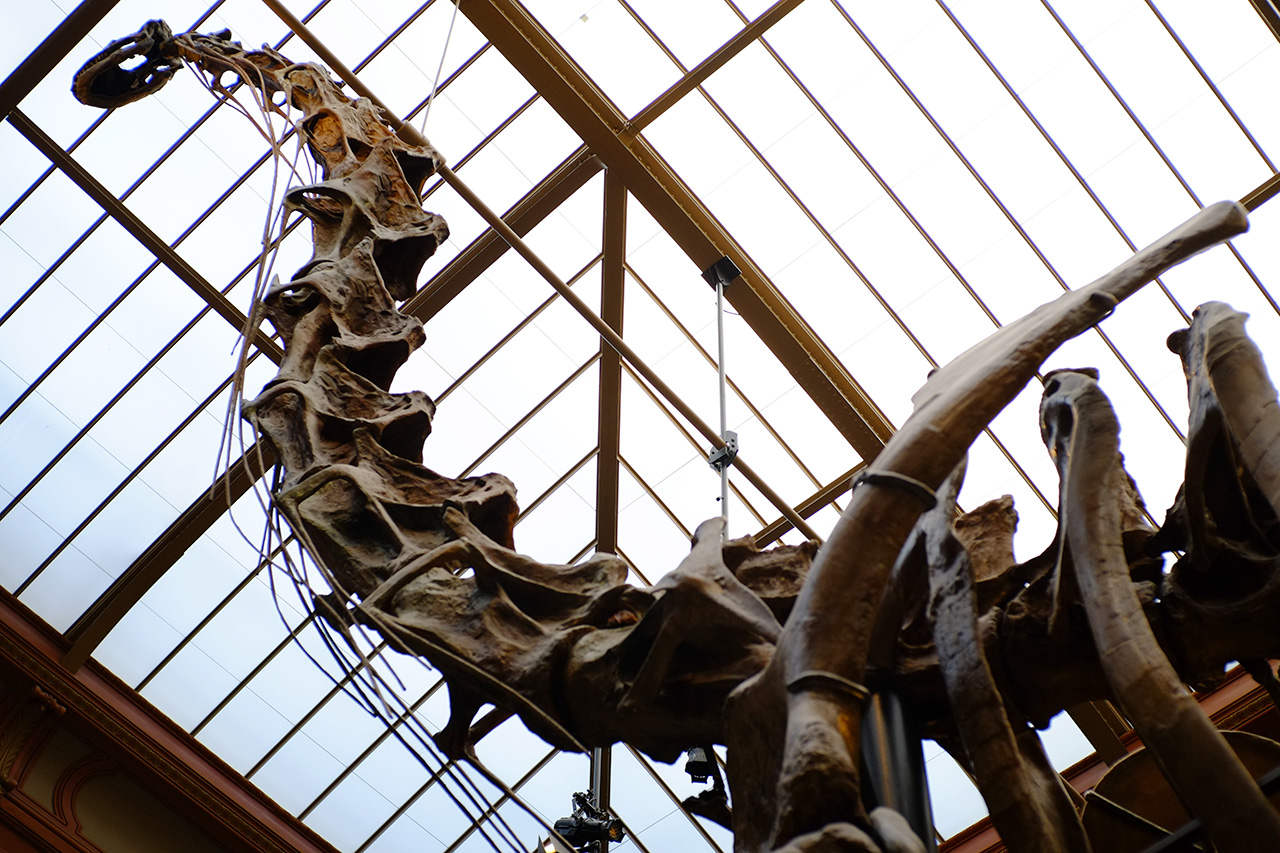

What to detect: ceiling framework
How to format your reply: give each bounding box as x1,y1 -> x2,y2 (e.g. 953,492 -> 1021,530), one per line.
4,0 -> 1280,851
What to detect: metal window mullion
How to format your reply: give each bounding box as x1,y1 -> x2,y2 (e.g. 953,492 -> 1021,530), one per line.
617,454 -> 694,541
437,747 -> 558,853
570,539 -> 600,565
597,169 -> 627,555
14,352 -> 257,596
827,1 -> 1189,446
298,675 -> 445,819
459,353 -> 601,477
0,121 -> 105,227
435,253 -> 601,404
1036,0 -> 1280,320
754,463 -> 866,547
515,447 -> 598,524
246,650 -> 436,779
192,610 -> 317,735
1141,0 -> 1275,172
612,545 -> 653,586
135,535 -> 293,690
620,0 -> 805,136
622,743 -> 727,853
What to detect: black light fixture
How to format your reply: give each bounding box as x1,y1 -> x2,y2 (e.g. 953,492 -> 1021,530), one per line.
543,791 -> 624,852
684,746 -> 716,784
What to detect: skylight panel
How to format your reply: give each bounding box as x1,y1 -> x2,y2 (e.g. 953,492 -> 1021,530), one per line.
361,3 -> 490,121
835,316 -> 934,428
1,0 -> 64,81
426,48 -> 536,150
925,747 -> 986,838
894,271 -> 999,367
617,455 -> 701,571
513,477 -> 597,561
626,0 -> 741,69
362,783 -> 463,852
609,745 -> 725,852
19,542 -> 118,632
527,0 -> 681,117
469,100 -> 583,209
198,680 -> 303,773
0,167 -> 101,270
308,772 -> 405,852
253,728 -> 352,814
141,639 -> 245,730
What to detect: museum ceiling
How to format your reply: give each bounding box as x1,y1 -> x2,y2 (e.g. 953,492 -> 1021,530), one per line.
5,0 -> 1280,850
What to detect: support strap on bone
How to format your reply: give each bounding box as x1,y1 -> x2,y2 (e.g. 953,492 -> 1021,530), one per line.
852,471 -> 938,509
787,670 -> 871,704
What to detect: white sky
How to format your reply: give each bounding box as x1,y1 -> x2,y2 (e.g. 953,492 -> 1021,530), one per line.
4,0 -> 1280,849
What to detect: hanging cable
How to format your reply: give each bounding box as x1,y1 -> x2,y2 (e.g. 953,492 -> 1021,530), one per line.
420,0 -> 461,133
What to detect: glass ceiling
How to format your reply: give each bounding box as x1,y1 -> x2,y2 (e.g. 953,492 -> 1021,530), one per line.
5,0 -> 1280,849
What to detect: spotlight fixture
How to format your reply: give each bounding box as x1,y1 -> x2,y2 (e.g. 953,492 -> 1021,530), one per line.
684,746 -> 716,784
546,791 -> 624,852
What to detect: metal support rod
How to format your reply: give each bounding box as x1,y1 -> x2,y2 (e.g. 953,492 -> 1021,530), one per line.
861,687 -> 938,853
717,276 -> 729,532
438,162 -> 817,540
591,746 -> 612,852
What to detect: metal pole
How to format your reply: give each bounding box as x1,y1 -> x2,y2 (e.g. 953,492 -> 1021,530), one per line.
717,276 -> 729,533
591,746 -> 612,852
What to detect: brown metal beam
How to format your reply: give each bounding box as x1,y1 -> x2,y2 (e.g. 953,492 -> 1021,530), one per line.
625,0 -> 804,136
7,109 -> 283,363
0,0 -> 121,119
0,588 -> 337,853
595,170 -> 627,554
1249,0 -> 1280,44
62,442 -> 276,670
754,463 -> 865,547
461,0 -> 894,462
402,147 -> 603,322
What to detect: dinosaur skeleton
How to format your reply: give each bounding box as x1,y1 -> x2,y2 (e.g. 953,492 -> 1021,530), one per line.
74,22 -> 1280,853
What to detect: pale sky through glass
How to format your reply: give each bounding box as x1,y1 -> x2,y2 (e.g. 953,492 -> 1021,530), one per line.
4,0 -> 1280,850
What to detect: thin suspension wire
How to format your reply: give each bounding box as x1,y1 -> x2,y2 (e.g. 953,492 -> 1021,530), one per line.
421,0 -> 463,133
625,261 -> 834,504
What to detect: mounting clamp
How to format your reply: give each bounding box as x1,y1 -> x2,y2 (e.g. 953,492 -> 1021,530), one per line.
709,430 -> 739,473
701,255 -> 741,289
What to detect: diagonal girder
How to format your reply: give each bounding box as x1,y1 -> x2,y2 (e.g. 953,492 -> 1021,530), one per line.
461,0 -> 896,462
596,170 -> 627,555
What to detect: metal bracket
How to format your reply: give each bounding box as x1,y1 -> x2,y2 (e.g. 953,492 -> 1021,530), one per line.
701,255 -> 741,289
708,430 -> 738,472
